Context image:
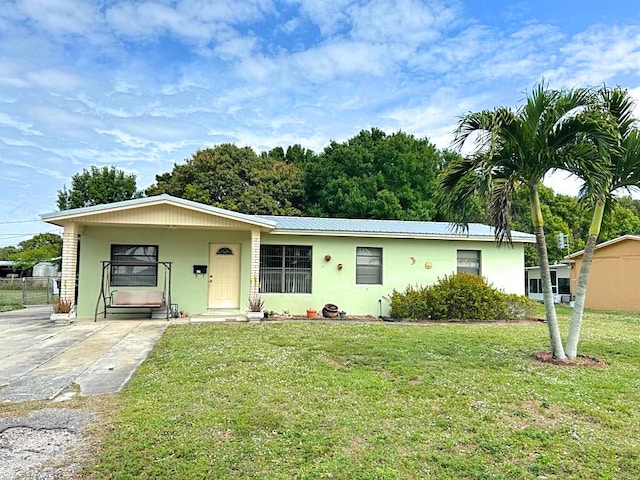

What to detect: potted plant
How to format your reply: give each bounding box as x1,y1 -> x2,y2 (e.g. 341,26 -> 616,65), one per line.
246,295 -> 265,321
306,307 -> 317,319
51,298 -> 75,325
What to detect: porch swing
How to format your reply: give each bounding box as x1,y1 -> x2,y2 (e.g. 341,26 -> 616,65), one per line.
94,260 -> 173,321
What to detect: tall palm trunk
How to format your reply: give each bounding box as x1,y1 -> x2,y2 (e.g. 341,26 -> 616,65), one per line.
531,188 -> 567,360
565,198 -> 605,360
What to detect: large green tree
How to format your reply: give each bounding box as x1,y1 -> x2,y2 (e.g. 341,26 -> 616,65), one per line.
146,144 -> 304,215
302,129 -> 445,220
438,83 -> 617,360
57,166 -> 142,210
565,87 -> 640,359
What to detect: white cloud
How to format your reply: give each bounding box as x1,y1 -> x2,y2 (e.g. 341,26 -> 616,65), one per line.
550,24 -> 640,87
350,0 -> 457,46
25,68 -> 82,91
14,0 -> 101,35
0,113 -> 42,135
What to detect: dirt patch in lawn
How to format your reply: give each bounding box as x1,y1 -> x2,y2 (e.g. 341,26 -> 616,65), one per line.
532,351 -> 606,367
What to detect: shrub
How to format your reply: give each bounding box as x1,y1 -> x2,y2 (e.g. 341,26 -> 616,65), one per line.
52,298 -> 74,313
425,272 -> 503,321
389,285 -> 429,319
389,273 -> 534,322
497,293 -> 537,321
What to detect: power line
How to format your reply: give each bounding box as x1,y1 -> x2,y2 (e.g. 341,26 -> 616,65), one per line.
0,219 -> 44,224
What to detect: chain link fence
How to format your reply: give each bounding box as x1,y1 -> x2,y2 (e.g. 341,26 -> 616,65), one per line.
0,277 -> 61,309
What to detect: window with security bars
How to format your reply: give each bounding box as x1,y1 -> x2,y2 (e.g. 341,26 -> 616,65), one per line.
110,245 -> 158,286
260,245 -> 312,293
356,247 -> 382,285
457,250 -> 481,275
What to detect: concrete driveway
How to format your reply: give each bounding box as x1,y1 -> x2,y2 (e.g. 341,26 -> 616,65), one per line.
0,307 -> 169,402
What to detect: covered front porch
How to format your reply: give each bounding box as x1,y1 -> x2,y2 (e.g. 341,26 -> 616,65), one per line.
41,195 -> 275,319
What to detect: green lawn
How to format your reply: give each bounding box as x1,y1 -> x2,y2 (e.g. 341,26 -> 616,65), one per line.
0,290 -> 24,311
95,308 -> 640,479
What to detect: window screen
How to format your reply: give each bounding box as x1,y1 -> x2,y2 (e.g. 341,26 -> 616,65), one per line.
457,250 -> 481,275
356,247 -> 382,285
110,245 -> 158,286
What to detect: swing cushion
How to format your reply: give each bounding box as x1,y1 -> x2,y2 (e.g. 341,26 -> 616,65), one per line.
111,290 -> 164,307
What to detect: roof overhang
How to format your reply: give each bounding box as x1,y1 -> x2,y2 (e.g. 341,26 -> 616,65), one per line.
40,194 -> 277,230
565,234 -> 640,259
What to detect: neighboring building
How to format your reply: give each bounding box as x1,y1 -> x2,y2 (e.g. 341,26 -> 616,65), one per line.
32,261 -> 60,277
41,195 -> 535,319
525,263 -> 573,303
0,260 -> 17,278
565,235 -> 640,312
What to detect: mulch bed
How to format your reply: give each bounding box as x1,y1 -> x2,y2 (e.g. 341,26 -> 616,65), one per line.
532,351 -> 606,367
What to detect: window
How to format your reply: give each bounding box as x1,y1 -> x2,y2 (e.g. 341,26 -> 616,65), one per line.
110,245 -> 158,286
260,245 -> 312,293
356,247 -> 382,285
457,250 -> 481,275
529,278 -> 542,294
558,277 -> 571,294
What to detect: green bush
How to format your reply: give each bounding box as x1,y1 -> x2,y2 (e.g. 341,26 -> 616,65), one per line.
389,284 -> 429,319
497,293 -> 537,321
389,273 -> 534,322
426,272 -> 504,321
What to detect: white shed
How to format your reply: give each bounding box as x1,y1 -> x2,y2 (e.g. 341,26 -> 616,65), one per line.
32,261 -> 60,277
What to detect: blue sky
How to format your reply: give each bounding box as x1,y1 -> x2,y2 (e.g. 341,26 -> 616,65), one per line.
1,0 -> 640,246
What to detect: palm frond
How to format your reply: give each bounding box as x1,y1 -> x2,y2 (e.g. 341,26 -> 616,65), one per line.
489,177 -> 515,246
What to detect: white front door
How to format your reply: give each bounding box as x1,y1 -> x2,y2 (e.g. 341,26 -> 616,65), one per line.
208,244 -> 241,309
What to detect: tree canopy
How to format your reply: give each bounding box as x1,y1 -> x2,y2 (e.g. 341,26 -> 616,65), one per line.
57,166 -> 142,210
302,128 -> 445,220
146,144 -> 304,215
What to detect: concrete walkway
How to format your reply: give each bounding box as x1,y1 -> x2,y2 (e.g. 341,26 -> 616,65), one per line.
0,306 -> 169,402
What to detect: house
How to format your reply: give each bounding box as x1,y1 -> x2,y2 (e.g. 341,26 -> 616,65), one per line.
565,235 -> 640,312
525,263 -> 573,303
40,195 -> 535,319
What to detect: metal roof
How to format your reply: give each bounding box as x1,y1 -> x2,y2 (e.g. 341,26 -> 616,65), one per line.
40,195 -> 536,243
258,215 -> 536,243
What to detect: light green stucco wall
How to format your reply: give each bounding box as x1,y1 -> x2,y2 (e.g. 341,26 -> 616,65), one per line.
260,234 -> 525,316
77,226 -> 253,318
76,226 -> 525,318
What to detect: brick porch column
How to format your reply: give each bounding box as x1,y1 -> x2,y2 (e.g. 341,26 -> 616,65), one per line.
250,228 -> 261,298
60,222 -> 82,310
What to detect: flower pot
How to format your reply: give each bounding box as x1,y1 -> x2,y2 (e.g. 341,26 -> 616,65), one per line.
246,311 -> 263,322
306,309 -> 317,319
50,312 -> 75,326
322,303 -> 339,318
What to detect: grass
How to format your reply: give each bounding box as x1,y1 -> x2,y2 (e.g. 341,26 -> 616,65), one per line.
90,307 -> 640,479
0,290 -> 24,311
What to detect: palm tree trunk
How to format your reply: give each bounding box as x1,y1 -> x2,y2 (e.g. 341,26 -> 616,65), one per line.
531,188 -> 567,360
565,198 -> 604,360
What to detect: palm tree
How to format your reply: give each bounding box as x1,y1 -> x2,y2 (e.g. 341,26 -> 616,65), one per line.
438,83 -> 618,360
565,87 -> 640,360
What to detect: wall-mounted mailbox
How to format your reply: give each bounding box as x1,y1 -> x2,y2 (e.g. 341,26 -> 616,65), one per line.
193,265 -> 207,275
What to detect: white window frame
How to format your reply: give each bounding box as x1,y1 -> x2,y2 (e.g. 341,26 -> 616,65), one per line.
457,250 -> 481,276
356,247 -> 383,285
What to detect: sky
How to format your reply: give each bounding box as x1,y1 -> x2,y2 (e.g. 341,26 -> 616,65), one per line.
1,0 -> 640,246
